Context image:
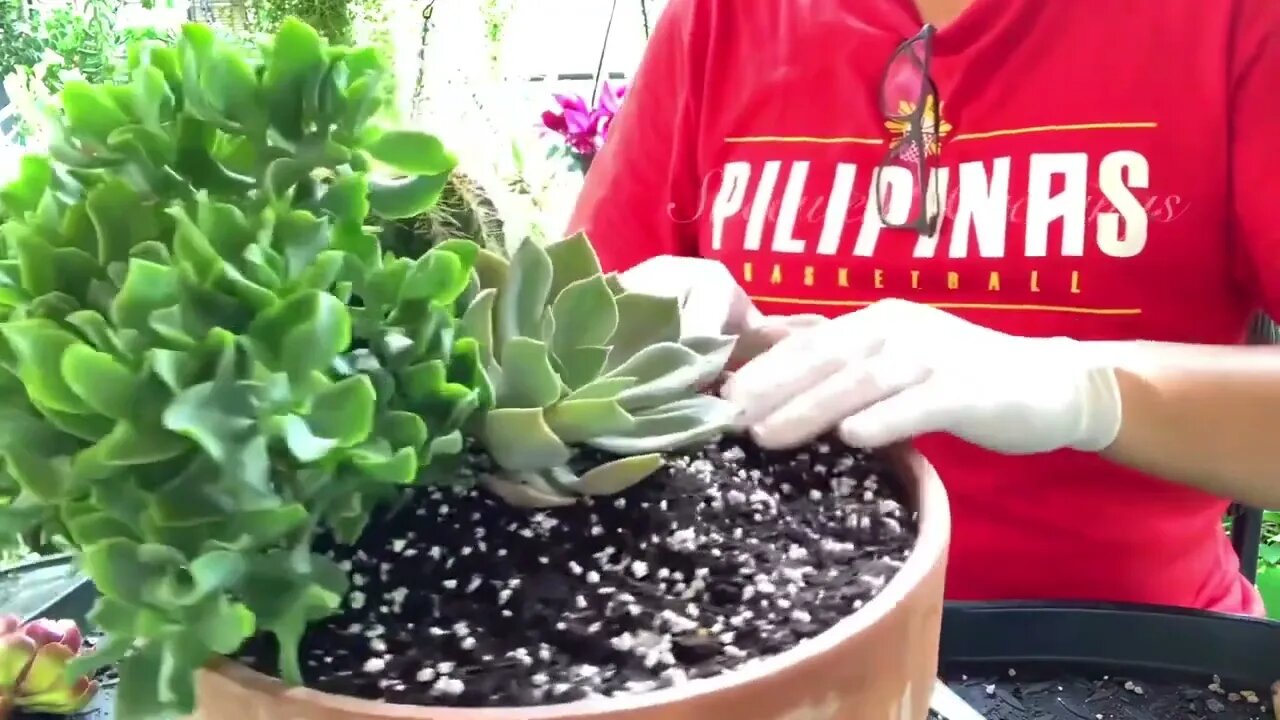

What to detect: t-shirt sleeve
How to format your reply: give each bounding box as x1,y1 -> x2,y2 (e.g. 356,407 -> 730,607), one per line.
1229,0 -> 1280,320
566,0 -> 705,273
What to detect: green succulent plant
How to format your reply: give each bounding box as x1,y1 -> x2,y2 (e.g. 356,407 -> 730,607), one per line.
0,615 -> 98,718
0,18 -> 484,719
461,234 -> 739,507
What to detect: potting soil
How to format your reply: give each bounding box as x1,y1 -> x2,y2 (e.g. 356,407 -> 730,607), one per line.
928,669 -> 1272,720
239,435 -> 918,707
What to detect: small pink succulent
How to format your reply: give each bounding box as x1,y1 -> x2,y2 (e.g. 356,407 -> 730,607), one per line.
540,81 -> 629,172
0,615 -> 98,718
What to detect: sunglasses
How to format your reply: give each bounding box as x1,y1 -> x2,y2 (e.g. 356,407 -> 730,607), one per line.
874,24 -> 943,237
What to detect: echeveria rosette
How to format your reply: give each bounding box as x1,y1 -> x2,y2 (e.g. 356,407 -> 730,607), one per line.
0,615 -> 98,718
0,18 -> 484,720
461,233 -> 738,507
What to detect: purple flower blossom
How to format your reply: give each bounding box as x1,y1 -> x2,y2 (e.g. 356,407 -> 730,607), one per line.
540,81 -> 629,172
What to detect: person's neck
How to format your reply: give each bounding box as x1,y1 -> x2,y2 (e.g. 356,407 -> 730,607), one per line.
913,0 -> 976,27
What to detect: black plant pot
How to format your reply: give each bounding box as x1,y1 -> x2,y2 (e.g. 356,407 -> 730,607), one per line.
937,601 -> 1280,719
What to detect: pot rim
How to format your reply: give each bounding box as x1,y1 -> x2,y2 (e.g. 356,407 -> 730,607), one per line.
207,443 -> 951,718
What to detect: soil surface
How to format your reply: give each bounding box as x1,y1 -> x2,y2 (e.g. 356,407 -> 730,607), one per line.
929,668 -> 1272,720
239,435 -> 917,707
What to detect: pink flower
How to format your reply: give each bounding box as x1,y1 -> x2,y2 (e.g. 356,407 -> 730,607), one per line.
540,82 -> 630,169
596,82 -> 628,142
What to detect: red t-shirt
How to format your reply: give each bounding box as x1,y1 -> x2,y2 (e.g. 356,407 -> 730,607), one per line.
570,0 -> 1280,615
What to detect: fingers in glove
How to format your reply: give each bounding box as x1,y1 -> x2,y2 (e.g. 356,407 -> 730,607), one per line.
749,352 -> 931,449
838,378 -> 954,448
721,326 -> 847,428
681,279 -> 737,337
729,313 -> 827,369
681,262 -> 758,337
726,301 -> 906,397
723,307 -> 897,426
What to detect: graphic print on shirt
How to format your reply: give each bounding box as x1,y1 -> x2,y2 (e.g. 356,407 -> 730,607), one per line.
700,118 -> 1165,322
885,97 -> 951,161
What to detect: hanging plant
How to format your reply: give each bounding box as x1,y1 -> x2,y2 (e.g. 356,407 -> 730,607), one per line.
252,0 -> 356,45
382,170 -> 509,258
540,81 -> 627,174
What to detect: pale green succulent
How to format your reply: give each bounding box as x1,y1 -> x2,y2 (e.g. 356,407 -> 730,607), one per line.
460,234 -> 738,507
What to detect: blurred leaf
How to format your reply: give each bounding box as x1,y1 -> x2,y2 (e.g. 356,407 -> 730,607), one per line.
365,131 -> 457,175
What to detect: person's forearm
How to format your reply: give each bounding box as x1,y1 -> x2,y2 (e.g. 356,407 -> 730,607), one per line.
1091,341 -> 1280,507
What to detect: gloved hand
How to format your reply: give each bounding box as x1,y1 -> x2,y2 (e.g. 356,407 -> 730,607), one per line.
721,299 -> 1124,454
618,256 -> 823,366
617,256 -> 761,337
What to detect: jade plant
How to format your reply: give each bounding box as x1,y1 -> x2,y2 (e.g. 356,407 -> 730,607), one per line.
0,18 -> 485,719
462,234 -> 738,507
0,615 -> 97,718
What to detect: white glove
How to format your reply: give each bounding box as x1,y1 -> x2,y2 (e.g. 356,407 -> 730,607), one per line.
618,256 -> 760,337
617,256 -> 824,366
721,298 -> 1123,454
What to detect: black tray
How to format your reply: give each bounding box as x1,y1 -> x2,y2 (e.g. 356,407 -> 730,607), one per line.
939,601 -> 1280,719
1,555 -> 95,624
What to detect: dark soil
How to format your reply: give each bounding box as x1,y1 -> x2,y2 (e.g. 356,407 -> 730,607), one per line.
239,434 -> 917,707
929,668 -> 1273,720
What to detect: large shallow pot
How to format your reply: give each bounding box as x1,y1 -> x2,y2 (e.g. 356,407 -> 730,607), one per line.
190,446 -> 950,720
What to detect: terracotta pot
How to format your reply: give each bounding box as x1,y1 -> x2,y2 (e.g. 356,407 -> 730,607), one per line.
190,446 -> 950,720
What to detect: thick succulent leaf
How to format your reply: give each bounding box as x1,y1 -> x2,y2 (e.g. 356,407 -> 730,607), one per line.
605,292 -> 681,371
602,341 -> 707,409
459,288 -> 498,369
545,232 -> 603,301
563,376 -> 636,402
282,414 -> 339,463
247,290 -> 351,379
539,309 -> 556,345
400,248 -> 469,306
474,248 -> 509,292
0,631 -> 37,686
430,238 -> 481,272
496,337 -> 562,409
495,240 -> 552,349
557,345 -> 609,390
367,174 -> 451,219
680,334 -> 738,359
365,130 -> 457,175
60,344 -> 139,419
481,407 -> 572,471
544,398 -> 634,444
586,395 -> 736,455
550,275 -> 618,355
617,334 -> 737,407
562,453 -> 664,496
3,319 -> 93,414
19,642 -> 80,696
479,471 -> 575,508
261,18 -> 325,141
